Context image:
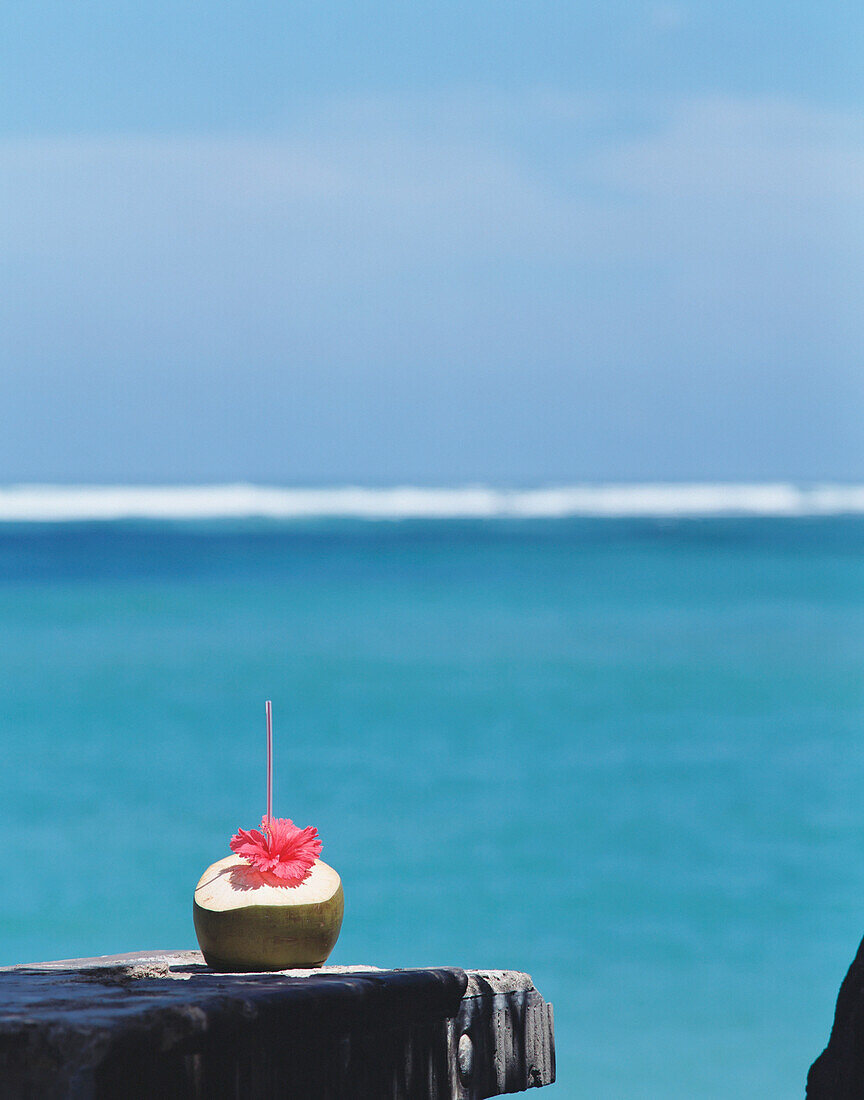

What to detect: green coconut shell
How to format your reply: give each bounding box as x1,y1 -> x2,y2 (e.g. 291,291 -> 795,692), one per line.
193,855 -> 344,972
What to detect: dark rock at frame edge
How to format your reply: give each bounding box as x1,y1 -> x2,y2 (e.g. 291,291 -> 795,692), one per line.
808,933 -> 864,1098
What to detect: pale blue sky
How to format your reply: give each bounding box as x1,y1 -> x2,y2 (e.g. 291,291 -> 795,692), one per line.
1,2 -> 862,482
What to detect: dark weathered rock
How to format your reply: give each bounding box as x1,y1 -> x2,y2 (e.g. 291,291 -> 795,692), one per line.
0,951 -> 555,1099
453,971 -> 555,1098
808,933 -> 864,1097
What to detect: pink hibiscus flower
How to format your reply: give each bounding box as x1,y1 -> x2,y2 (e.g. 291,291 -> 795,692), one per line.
230,815 -> 322,886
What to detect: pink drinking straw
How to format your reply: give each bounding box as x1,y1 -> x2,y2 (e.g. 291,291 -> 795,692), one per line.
265,699 -> 273,823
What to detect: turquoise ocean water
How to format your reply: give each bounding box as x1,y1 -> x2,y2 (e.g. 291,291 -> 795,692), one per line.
2,514 -> 864,1096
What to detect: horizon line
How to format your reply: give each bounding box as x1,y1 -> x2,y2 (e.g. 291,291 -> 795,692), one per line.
0,482 -> 864,521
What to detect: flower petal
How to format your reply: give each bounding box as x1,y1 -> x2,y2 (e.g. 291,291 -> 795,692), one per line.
230,815 -> 322,886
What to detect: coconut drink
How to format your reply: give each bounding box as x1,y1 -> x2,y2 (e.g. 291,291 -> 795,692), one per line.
193,701 -> 343,971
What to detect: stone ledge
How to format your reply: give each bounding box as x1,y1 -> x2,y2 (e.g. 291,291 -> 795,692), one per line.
0,950 -> 555,1099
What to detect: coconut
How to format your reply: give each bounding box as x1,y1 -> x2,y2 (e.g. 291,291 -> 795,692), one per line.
193,854 -> 344,972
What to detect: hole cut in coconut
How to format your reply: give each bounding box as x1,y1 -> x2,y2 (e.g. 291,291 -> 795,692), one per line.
195,855 -> 341,911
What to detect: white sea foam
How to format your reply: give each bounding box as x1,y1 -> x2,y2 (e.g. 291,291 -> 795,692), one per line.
1,483 -> 864,521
